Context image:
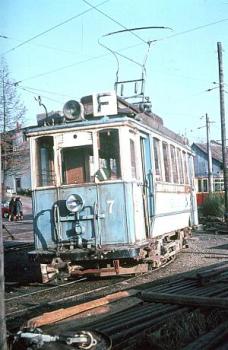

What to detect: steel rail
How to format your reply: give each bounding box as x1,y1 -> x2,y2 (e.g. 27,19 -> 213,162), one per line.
5,278 -> 87,302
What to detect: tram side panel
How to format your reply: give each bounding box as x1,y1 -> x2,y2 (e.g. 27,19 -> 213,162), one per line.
152,187 -> 193,237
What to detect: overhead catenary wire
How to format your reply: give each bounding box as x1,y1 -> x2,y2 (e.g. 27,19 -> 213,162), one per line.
1,0 -> 110,56
82,0 -> 147,44
0,34 -> 85,55
13,42 -> 143,85
18,86 -> 62,104
12,17 -> 228,85
156,17 -> 228,42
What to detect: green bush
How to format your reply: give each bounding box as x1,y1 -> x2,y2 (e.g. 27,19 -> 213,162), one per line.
201,193 -> 224,217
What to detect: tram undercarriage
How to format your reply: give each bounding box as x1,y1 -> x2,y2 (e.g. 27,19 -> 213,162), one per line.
29,228 -> 191,283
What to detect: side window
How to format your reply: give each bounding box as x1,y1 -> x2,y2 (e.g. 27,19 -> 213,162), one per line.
183,151 -> 189,184
97,129 -> 121,180
214,179 -> 223,191
62,145 -> 94,184
177,148 -> 184,184
170,145 -> 178,183
188,153 -> 194,185
162,142 -> 171,182
130,139 -> 137,178
36,136 -> 55,187
153,138 -> 162,181
198,179 -> 202,192
203,179 -> 208,192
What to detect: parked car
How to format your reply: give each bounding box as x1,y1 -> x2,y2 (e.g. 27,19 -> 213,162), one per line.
2,201 -> 10,218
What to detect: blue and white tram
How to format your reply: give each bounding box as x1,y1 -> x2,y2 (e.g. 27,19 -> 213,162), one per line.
26,92 -> 198,282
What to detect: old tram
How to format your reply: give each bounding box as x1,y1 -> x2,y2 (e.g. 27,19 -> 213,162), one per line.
26,92 -> 198,282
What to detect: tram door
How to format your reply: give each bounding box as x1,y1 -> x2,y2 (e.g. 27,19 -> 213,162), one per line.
140,135 -> 154,237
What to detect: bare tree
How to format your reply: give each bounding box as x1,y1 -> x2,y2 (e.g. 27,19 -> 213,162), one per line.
0,58 -> 27,194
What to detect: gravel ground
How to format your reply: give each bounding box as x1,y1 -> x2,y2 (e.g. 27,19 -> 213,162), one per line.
5,229 -> 228,322
119,229 -> 228,289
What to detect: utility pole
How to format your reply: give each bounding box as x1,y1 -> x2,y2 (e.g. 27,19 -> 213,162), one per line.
2,67 -> 6,197
217,42 -> 228,221
206,114 -> 213,193
0,136 -> 7,350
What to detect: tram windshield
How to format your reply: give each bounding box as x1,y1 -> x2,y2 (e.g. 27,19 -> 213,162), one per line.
61,128 -> 121,185
35,129 -> 121,187
61,145 -> 94,184
97,129 -> 121,181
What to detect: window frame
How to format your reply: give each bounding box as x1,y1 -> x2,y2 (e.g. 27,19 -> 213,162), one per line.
153,137 -> 162,181
162,141 -> 172,183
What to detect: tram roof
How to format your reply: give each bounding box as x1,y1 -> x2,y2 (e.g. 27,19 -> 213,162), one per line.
26,94 -> 189,148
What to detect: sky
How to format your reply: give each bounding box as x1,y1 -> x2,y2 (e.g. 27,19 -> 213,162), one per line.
1,0 -> 228,144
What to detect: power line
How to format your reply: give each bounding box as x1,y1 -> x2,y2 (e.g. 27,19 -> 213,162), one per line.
18,86 -> 62,104
1,0 -> 110,56
157,17 -> 228,42
21,85 -> 75,98
12,17 -> 228,85
0,34 -> 82,55
82,0 -> 147,44
14,53 -> 108,84
13,42 -> 143,84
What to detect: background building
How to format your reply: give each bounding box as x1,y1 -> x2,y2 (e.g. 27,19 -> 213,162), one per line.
1,126 -> 31,196
191,141 -> 225,204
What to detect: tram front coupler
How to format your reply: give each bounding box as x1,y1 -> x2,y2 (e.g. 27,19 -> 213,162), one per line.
10,327 -> 111,349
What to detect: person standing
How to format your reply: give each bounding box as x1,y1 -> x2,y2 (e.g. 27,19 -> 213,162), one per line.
15,197 -> 23,221
8,196 -> 16,222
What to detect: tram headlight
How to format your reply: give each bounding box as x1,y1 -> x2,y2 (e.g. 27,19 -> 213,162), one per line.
66,194 -> 84,213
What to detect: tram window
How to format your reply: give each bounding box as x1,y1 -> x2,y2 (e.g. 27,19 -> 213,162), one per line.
177,148 -> 184,184
203,179 -> 208,192
130,139 -> 137,178
162,142 -> 171,182
170,145 -> 178,183
97,129 -> 121,180
153,138 -> 162,181
61,145 -> 94,184
214,179 -> 223,191
36,136 -> 55,187
183,151 -> 189,184
198,179 -> 203,192
187,153 -> 194,185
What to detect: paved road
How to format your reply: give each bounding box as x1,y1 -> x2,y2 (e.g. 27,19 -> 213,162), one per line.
3,196 -> 33,243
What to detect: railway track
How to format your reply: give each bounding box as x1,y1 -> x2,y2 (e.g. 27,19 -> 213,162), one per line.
5,254 -> 176,333
39,262 -> 228,350
5,232 -> 228,349
7,261 -> 228,349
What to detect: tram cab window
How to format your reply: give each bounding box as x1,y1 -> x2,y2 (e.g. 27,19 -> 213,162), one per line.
162,142 -> 171,182
61,145 -> 94,184
153,138 -> 162,181
97,129 -> 121,181
36,136 -> 55,187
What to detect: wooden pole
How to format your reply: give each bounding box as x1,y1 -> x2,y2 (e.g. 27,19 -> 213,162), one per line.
0,135 -> 7,350
217,42 -> 228,221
